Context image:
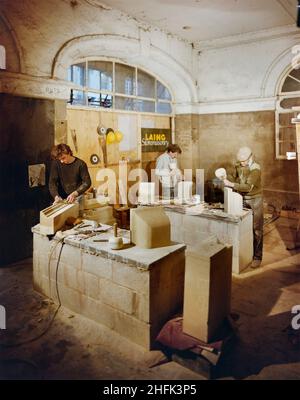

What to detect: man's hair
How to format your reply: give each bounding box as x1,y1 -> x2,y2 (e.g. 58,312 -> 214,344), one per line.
51,143 -> 73,160
166,144 -> 182,154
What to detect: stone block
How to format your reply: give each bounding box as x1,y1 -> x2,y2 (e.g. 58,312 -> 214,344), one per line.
80,295 -> 115,329
48,259 -> 65,283
82,252 -> 112,279
130,207 -> 171,248
77,270 -> 86,294
57,285 -> 81,314
134,293 -> 150,323
112,261 -> 149,293
113,309 -> 151,349
33,233 -> 51,256
149,252 -> 185,325
85,273 -> 100,300
64,264 -> 78,290
60,244 -> 82,270
183,243 -> 232,343
99,279 -> 135,315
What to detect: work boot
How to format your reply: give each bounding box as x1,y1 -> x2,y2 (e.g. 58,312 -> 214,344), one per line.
250,259 -> 262,269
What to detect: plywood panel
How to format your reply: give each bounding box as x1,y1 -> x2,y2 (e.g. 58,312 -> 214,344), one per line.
141,115 -> 170,129
67,109 -> 103,168
100,112 -> 119,165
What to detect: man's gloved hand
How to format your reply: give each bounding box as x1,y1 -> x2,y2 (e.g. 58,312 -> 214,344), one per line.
66,191 -> 78,203
223,179 -> 234,188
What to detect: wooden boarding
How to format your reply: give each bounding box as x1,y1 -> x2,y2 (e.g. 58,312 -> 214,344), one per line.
40,202 -> 79,235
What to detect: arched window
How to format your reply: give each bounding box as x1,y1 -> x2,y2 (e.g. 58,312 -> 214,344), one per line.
0,45 -> 6,70
275,68 -> 300,159
67,60 -> 173,115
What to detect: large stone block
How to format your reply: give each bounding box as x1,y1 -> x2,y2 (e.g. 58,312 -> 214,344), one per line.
85,273 -> 100,300
149,252 -> 185,326
134,293 -> 150,323
57,284 -> 81,314
130,207 -> 171,248
80,296 -> 115,329
99,279 -> 136,315
82,252 -> 112,279
64,264 -> 78,290
77,270 -> 86,294
33,233 -> 51,256
48,258 -> 65,283
113,309 -> 150,349
112,261 -> 149,293
60,244 -> 82,270
183,243 -> 232,343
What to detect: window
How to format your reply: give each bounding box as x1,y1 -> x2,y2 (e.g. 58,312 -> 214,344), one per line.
275,68 -> 300,159
67,60 -> 172,114
88,61 -> 113,91
115,63 -> 135,95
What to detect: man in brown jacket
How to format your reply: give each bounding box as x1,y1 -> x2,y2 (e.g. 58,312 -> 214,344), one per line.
223,146 -> 263,269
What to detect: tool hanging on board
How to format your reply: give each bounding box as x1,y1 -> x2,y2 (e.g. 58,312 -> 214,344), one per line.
97,125 -> 108,168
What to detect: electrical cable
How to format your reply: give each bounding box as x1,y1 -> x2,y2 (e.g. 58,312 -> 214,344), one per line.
0,238 -> 65,348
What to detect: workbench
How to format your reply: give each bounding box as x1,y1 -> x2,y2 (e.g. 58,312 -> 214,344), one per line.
163,206 -> 253,274
32,223 -> 185,350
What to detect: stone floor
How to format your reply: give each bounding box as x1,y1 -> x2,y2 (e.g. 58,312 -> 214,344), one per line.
1,216 -> 300,380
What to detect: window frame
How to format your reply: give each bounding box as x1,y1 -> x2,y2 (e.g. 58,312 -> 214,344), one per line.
275,68 -> 300,160
66,59 -> 174,116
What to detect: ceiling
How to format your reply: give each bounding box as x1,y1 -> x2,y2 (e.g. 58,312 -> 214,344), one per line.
99,0 -> 298,43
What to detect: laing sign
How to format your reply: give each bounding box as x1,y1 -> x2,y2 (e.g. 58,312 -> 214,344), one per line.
141,128 -> 171,152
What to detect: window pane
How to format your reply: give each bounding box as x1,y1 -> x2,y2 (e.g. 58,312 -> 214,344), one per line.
87,92 -> 100,107
115,96 -> 135,111
135,99 -> 155,113
70,63 -> 85,86
289,68 -> 300,81
279,141 -> 296,155
278,113 -> 294,126
71,90 -> 86,105
115,63 -> 135,95
280,97 -> 300,109
88,61 -> 112,91
279,127 -> 296,142
87,92 -> 112,108
138,70 -> 155,98
282,76 -> 300,92
157,102 -> 172,114
157,81 -> 171,100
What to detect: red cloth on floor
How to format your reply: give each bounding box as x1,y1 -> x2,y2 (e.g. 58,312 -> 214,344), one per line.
156,317 -> 223,352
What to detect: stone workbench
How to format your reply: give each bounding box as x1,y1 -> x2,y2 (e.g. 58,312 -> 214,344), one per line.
32,224 -> 186,350
163,206 -> 253,274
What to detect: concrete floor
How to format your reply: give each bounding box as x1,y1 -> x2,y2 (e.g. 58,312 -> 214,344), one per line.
1,216 -> 300,380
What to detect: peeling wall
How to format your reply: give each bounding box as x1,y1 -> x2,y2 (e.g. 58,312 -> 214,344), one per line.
196,29 -> 300,113
0,0 -> 197,109
176,111 -> 299,209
